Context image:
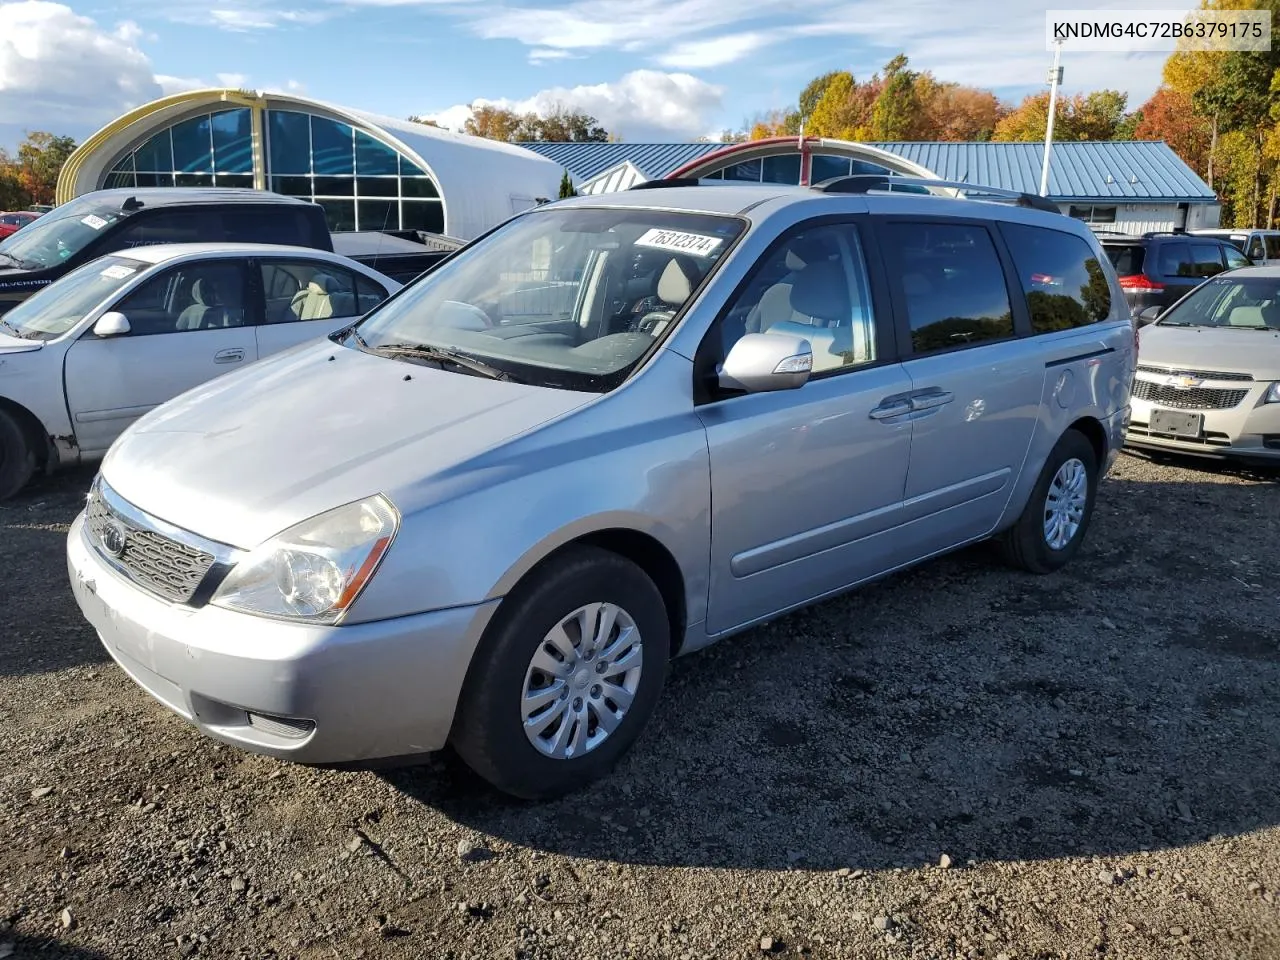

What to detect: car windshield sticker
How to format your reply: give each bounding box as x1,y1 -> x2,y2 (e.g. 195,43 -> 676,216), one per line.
635,228 -> 724,258
100,264 -> 136,280
81,214 -> 109,230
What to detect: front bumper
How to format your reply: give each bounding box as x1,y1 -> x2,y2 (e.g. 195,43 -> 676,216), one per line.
1125,375 -> 1280,463
67,513 -> 499,764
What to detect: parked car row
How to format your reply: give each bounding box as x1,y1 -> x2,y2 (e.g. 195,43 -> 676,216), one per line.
3,177 -> 1269,801
0,210 -> 42,239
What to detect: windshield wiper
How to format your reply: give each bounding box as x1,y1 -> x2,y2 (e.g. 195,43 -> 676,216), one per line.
0,251 -> 23,267
374,342 -> 519,382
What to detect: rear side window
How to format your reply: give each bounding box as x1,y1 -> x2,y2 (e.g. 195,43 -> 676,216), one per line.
1189,243 -> 1225,278
108,210 -> 214,250
1266,235 -> 1280,259
1001,223 -> 1111,332
1105,244 -> 1145,276
881,222 -> 1015,353
1156,242 -> 1191,277
258,259 -> 388,323
222,208 -> 315,247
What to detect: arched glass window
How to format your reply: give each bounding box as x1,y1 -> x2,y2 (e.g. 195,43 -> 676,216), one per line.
265,109 -> 443,234
105,108 -> 254,190
699,152 -> 896,186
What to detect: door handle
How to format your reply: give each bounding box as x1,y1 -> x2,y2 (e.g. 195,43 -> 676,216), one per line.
869,397 -> 913,420
910,389 -> 954,411
214,348 -> 245,364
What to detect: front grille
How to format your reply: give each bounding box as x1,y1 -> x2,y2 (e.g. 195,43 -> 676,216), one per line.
247,713 -> 316,739
1132,380 -> 1248,410
1128,422 -> 1233,446
85,488 -> 215,603
1136,365 -> 1253,382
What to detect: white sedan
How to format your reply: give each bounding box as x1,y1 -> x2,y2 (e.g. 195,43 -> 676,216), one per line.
0,243 -> 401,499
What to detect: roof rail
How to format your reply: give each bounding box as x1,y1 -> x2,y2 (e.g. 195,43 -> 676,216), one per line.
1141,229 -> 1187,238
811,175 -> 1063,215
629,177 -> 703,191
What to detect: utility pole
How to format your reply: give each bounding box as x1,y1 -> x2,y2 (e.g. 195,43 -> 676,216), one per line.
1040,41 -> 1063,198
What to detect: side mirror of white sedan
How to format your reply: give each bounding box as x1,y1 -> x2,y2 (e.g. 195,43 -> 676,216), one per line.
93,312 -> 131,338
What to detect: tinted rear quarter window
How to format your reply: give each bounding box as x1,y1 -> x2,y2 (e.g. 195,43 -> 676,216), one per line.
1189,243 -> 1225,277
108,210 -> 216,250
1105,244 -> 1145,276
222,207 -> 316,246
881,221 -> 1015,353
1266,235 -> 1280,259
1157,241 -> 1191,277
1001,223 -> 1111,332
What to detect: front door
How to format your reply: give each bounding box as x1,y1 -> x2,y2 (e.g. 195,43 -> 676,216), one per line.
876,219 -> 1042,551
698,221 -> 913,635
64,259 -> 258,455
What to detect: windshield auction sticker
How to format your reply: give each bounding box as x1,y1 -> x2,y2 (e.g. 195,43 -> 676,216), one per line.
635,228 -> 724,258
100,264 -> 137,279
81,215 -> 110,230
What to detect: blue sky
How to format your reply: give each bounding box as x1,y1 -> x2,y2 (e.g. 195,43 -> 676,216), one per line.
0,0 -> 1191,151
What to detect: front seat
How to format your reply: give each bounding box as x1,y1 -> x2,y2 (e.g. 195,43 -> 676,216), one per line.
765,260 -> 856,372
635,257 -> 700,336
177,279 -> 227,330
291,273 -> 354,321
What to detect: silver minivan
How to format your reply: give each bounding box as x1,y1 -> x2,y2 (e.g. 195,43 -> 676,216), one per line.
68,179 -> 1135,798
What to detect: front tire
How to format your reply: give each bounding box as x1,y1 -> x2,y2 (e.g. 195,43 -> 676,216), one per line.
451,546 -> 670,800
0,409 -> 36,502
999,429 -> 1098,574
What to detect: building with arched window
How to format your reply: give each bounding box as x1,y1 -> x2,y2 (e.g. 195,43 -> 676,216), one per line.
56,90 -> 565,241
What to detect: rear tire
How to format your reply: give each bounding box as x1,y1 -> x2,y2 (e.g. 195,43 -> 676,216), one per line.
999,429 -> 1098,574
451,546 -> 670,800
0,409 -> 36,502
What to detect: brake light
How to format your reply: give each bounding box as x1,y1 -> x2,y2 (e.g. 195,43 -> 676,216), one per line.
1118,274 -> 1164,291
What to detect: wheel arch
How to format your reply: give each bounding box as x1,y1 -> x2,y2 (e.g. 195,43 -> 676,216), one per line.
1067,415 -> 1108,468
0,395 -> 55,472
496,526 -> 690,658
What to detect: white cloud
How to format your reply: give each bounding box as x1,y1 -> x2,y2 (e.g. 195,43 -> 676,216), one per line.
207,7 -> 329,30
425,69 -> 724,141
215,72 -> 248,88
654,31 -> 771,69
528,47 -> 576,64
0,1 -> 162,126
155,74 -> 207,95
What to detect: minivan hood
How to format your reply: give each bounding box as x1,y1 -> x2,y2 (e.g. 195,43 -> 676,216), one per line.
1140,324 -> 1280,379
102,341 -> 595,547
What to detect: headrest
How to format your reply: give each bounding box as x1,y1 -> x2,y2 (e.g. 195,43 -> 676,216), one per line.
190,278 -> 214,305
788,260 -> 850,325
308,273 -> 337,294
783,235 -> 838,272
657,258 -> 698,306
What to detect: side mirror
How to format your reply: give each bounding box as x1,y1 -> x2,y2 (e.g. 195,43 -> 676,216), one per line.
1137,306 -> 1161,326
93,312 -> 131,338
719,332 -> 813,393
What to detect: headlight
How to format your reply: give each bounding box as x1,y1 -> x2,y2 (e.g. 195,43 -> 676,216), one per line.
211,495 -> 399,623
1266,382 -> 1280,403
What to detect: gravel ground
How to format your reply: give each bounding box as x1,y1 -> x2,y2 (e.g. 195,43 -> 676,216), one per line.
2,453 -> 1279,960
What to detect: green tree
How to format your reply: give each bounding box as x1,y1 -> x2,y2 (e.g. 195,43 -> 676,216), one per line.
807,72 -> 862,139
1074,90 -> 1131,140
870,54 -> 920,140
797,71 -> 850,127
558,169 -> 576,199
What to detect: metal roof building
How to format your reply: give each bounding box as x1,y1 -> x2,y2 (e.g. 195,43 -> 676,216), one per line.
521,138 -> 1219,232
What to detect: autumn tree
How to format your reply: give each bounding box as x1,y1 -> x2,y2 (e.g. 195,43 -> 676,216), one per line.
1134,88 -> 1212,172
464,105 -> 526,141
407,115 -> 441,127
0,150 -> 25,209
12,132 -> 76,205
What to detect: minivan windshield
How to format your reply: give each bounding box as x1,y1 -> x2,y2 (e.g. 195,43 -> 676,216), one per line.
1,256 -> 147,340
351,206 -> 745,391
0,196 -> 127,270
1159,274 -> 1280,330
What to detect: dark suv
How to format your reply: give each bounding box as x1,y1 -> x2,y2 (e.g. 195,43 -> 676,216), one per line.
1100,231 -> 1252,319
0,189 -> 331,316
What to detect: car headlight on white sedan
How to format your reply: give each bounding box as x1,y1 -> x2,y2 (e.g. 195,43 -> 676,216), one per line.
1266,382 -> 1280,403
211,495 -> 399,623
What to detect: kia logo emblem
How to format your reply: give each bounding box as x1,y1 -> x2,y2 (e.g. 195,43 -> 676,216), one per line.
100,520 -> 127,558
